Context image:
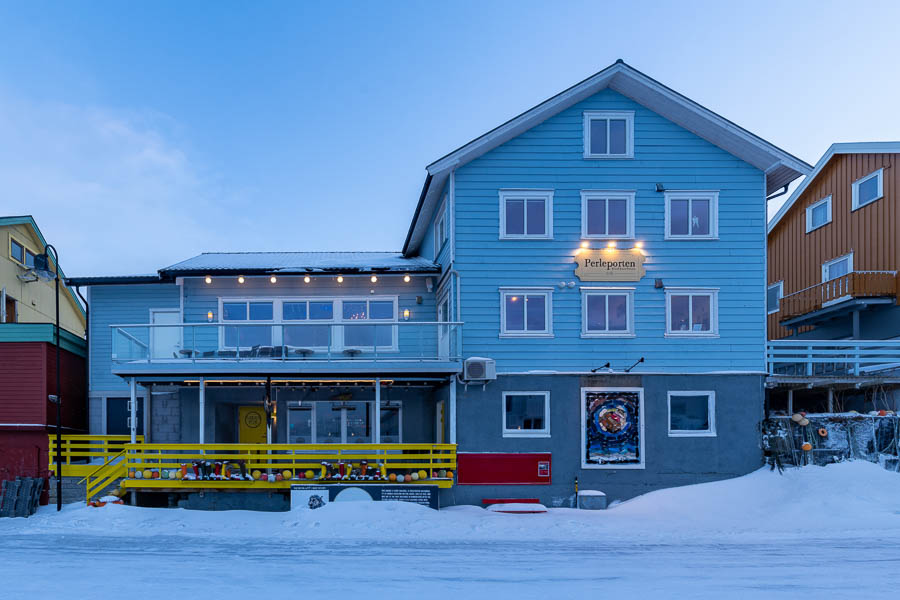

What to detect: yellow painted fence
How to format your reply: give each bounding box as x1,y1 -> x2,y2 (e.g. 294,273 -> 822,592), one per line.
49,434 -> 144,477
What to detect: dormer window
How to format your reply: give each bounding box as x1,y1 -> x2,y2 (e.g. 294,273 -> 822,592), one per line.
583,111 -> 634,159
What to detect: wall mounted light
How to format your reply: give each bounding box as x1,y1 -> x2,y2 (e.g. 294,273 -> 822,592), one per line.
403,274 -> 411,283
607,241 -> 617,249
204,275 -> 212,284
370,275 -> 378,283
304,275 -> 311,283
402,309 -> 410,320
270,275 -> 277,284
207,310 -> 214,322
655,183 -> 666,193
655,279 -> 664,289
238,275 -> 245,284
634,242 -> 643,249
336,275 -> 344,283
580,241 -> 589,249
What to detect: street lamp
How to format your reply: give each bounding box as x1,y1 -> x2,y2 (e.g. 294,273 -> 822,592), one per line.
33,245 -> 61,512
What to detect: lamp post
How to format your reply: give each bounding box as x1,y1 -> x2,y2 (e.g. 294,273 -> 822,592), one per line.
34,245 -> 61,511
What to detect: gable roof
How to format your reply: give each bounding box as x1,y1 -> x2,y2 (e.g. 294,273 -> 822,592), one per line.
403,59 -> 812,256
0,215 -> 86,319
767,141 -> 900,234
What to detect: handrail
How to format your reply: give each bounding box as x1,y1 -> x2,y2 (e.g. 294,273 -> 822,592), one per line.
767,339 -> 900,376
108,321 -> 464,328
778,271 -> 897,321
78,449 -> 126,484
781,270 -> 897,300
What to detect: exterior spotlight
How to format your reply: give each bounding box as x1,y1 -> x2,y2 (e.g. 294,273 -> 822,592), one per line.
270,275 -> 277,284
403,274 -> 411,283
337,275 -> 344,283
238,275 -> 245,284
580,241 -> 589,249
635,242 -> 643,249
304,275 -> 311,283
205,275 -> 212,284
607,241 -> 617,249
402,309 -> 410,320
370,275 -> 378,283
207,310 -> 214,322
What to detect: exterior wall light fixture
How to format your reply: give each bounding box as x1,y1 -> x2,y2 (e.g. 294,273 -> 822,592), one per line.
337,275 -> 344,283
370,275 -> 378,283
238,275 -> 245,284
207,310 -> 214,322
402,309 -> 410,320
270,275 -> 277,284
607,241 -> 617,249
304,275 -> 311,283
403,274 -> 411,283
205,275 -> 212,284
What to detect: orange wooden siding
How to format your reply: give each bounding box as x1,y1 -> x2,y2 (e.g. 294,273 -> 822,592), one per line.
768,153 -> 899,339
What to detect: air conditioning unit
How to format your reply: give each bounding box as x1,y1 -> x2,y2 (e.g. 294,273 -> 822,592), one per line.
464,357 -> 496,381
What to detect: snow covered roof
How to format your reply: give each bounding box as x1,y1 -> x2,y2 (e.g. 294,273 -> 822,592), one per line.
159,252 -> 440,276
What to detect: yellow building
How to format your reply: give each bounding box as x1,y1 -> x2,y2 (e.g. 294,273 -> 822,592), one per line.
1,216 -> 85,336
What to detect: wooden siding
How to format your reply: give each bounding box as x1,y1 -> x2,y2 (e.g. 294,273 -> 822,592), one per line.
0,343 -> 46,424
767,153 -> 900,339
451,88 -> 767,373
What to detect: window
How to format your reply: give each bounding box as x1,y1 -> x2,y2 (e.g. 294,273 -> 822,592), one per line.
502,391 -> 550,437
665,288 -> 718,337
500,288 -> 552,337
434,201 -> 448,259
822,253 -> 852,282
9,237 -> 25,264
665,191 -> 718,239
852,169 -> 884,210
581,191 -> 634,239
3,293 -> 17,323
222,301 -> 274,348
283,300 -> 334,348
582,288 -> 634,336
583,111 -> 634,159
805,196 -> 832,232
342,299 -> 395,348
767,282 -> 783,315
499,190 -> 553,239
668,391 -> 716,437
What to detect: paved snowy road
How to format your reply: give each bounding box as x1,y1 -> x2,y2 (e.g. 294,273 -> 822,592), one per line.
3,533 -> 899,598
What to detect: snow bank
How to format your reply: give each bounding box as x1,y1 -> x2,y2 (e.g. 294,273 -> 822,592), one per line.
4,461 -> 899,543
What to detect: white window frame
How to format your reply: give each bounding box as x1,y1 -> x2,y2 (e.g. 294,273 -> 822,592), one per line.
667,391 -> 716,437
434,199 -> 448,259
851,168 -> 884,211
767,281 -> 783,315
805,196 -> 832,233
581,287 -> 635,337
580,190 -> 635,239
219,298 -> 276,350
580,387 -> 645,470
498,189 -> 553,240
821,253 -> 853,283
664,191 -> 719,239
582,110 -> 634,159
499,287 -> 553,338
664,288 -> 719,338
501,391 -> 551,438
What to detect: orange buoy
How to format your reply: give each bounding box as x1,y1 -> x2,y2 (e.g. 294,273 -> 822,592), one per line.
801,442 -> 813,451
818,428 -> 828,437
388,473 -> 397,482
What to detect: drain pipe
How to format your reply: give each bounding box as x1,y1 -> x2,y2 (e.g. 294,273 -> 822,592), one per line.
75,286 -> 89,430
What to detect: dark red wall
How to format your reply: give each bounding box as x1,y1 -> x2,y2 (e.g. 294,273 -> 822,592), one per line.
0,342 -> 46,425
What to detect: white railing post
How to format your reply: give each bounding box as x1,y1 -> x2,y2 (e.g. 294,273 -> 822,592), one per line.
806,345 -> 813,376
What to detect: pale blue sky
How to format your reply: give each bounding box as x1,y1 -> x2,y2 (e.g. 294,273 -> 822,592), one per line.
1,1 -> 899,275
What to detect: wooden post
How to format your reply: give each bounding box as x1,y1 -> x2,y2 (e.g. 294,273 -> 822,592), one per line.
129,377 -> 137,444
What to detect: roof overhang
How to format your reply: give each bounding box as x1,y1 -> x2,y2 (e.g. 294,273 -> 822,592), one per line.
403,60 -> 812,256
768,142 -> 900,234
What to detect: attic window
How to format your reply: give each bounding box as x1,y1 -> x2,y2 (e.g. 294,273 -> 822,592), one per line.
852,169 -> 883,210
583,111 -> 634,159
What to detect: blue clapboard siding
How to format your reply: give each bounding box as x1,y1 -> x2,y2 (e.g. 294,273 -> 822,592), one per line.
90,283 -> 181,391
444,88 -> 766,373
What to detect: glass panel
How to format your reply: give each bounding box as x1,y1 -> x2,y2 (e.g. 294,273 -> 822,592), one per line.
309,301 -> 333,320
670,295 -> 690,331
589,118 -> 607,155
525,294 -> 546,332
586,294 -> 607,331
670,395 -> 710,431
288,409 -> 312,443
223,303 -> 247,321
609,119 -> 627,154
374,323 -> 392,347
369,301 -> 393,319
811,203 -> 828,228
526,199 -> 545,236
284,325 -> 329,348
587,198 -> 606,235
767,286 -> 780,312
691,199 -> 710,235
505,199 -> 525,235
224,326 -> 240,348
826,258 -> 850,280
670,199 -> 689,235
25,250 -> 35,268
691,295 -> 711,331
380,407 -> 401,443
316,402 -> 342,444
608,198 -> 627,235
345,325 -> 374,347
608,294 -> 628,331
505,394 -> 546,431
858,175 -> 879,205
249,302 -> 273,321
240,325 -> 272,347
283,302 -> 307,321
343,301 -> 367,320
505,294 -> 525,331
9,239 -> 24,262
345,402 -> 371,443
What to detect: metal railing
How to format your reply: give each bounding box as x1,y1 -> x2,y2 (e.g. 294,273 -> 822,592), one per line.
767,339 -> 900,376
779,271 -> 897,321
111,321 -> 462,364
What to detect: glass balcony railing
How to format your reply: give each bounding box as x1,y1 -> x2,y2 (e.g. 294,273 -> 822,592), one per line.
111,321 -> 462,364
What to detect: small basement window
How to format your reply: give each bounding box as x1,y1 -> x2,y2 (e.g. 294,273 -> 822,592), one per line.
805,196 -> 832,232
852,169 -> 883,210
767,282 -> 783,315
502,391 -> 550,437
668,391 -> 715,436
583,111 -> 634,159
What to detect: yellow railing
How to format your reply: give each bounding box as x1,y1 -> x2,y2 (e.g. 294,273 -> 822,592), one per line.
49,434 -> 145,477
82,451 -> 128,503
121,443 -> 457,490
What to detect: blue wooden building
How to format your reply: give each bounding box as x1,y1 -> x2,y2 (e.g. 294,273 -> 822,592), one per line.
67,61 -> 811,508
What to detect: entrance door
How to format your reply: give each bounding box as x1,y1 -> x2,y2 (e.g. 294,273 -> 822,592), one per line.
150,309 -> 181,360
106,397 -> 144,435
238,406 -> 267,444
438,295 -> 450,360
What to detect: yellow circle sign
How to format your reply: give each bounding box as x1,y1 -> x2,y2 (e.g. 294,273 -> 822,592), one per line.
244,412 -> 262,428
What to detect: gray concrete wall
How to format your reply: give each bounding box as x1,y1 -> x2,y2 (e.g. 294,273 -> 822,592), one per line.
150,387 -> 180,443
441,373 -> 764,507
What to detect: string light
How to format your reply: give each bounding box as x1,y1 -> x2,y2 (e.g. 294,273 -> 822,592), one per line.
304,275 -> 311,283
403,274 -> 411,283
270,275 -> 277,284
336,275 -> 344,283
370,275 -> 378,283
237,275 -> 245,284
204,275 -> 212,284
635,242 -> 643,249
580,241 -> 589,248
607,241 -> 617,249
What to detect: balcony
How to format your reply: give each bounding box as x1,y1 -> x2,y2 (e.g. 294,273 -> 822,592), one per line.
767,339 -> 900,378
779,271 -> 898,324
110,321 -> 462,376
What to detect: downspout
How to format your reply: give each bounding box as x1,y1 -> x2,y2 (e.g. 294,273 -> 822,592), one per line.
449,269 -> 462,358
75,286 -> 89,431
765,185 -> 789,202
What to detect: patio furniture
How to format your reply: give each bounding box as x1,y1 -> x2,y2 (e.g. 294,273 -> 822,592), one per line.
343,348 -> 362,358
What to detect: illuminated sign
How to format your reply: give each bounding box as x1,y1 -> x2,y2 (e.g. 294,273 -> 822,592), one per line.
574,248 -> 645,282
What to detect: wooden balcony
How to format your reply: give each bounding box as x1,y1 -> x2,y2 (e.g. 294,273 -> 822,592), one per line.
779,271 -> 898,322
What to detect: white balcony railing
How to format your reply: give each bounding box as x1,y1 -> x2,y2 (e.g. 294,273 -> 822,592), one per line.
767,340 -> 900,377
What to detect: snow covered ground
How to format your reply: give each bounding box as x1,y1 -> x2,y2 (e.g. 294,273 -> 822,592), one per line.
2,461 -> 900,598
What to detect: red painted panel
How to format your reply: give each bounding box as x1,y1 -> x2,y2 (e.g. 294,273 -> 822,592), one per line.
457,452 -> 552,485
0,343 -> 46,424
45,344 -> 87,431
